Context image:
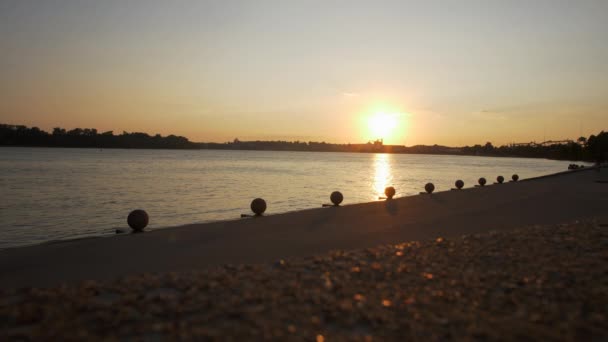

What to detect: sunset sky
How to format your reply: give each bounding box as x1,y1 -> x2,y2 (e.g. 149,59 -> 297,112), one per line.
1,0 -> 607,146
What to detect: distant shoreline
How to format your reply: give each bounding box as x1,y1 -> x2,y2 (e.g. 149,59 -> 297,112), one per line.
3,124 -> 605,161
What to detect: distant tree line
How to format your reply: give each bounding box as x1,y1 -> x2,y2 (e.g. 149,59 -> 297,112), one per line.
0,124 -> 196,149
459,133 -> 608,162
203,134 -> 608,161
1,124 -> 607,161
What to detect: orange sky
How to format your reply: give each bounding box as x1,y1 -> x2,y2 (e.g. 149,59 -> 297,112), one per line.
1,1 -> 607,146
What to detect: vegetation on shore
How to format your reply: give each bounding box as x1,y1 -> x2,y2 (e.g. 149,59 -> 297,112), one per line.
0,125 -> 195,150
1,124 -> 606,161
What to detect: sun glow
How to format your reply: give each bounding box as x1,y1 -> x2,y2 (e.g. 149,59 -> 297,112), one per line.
367,111 -> 401,143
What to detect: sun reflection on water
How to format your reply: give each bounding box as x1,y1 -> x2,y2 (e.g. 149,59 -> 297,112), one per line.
372,153 -> 393,200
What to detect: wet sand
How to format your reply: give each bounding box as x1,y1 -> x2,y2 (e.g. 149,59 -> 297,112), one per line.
0,168 -> 606,289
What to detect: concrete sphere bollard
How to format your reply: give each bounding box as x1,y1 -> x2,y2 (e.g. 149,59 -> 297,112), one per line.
250,198 -> 267,216
455,179 -> 464,189
497,175 -> 504,184
127,209 -> 149,232
384,186 -> 396,199
478,177 -> 487,186
330,191 -> 343,206
424,182 -> 435,194
512,174 -> 519,182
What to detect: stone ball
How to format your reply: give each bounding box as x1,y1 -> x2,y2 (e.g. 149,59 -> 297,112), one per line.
250,198 -> 267,216
455,179 -> 464,189
330,191 -> 343,206
424,182 -> 435,194
384,186 -> 396,199
512,174 -> 519,182
478,177 -> 487,186
127,209 -> 149,232
497,175 -> 504,184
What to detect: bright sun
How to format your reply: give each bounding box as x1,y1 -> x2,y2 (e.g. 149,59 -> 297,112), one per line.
368,112 -> 399,142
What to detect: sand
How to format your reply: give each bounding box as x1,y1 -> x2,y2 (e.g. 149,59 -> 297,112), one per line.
1,168 -> 606,289
1,219 -> 606,340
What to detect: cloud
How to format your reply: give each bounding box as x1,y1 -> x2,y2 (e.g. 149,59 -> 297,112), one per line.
472,109 -> 508,121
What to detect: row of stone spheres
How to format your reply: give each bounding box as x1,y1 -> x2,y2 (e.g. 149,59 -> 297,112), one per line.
126,174 -> 520,232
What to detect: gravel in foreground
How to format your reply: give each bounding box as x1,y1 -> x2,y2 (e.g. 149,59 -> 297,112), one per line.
1,220 -> 607,341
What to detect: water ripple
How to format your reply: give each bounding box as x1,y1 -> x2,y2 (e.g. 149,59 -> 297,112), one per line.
0,148 -> 581,249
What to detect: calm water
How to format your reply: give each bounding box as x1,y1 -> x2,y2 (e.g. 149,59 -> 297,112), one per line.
0,147 -> 578,249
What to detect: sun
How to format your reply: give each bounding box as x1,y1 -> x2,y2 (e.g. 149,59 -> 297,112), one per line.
368,112 -> 399,142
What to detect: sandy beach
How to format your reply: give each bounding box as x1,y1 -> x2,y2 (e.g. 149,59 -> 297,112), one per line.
0,168 -> 607,339
1,220 -> 607,340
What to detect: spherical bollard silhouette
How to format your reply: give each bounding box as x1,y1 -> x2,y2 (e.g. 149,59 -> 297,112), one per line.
127,209 -> 149,232
497,175 -> 504,184
455,179 -> 464,189
384,186 -> 396,199
512,174 -> 519,182
478,177 -> 487,186
250,198 -> 267,216
330,191 -> 343,206
424,182 -> 435,194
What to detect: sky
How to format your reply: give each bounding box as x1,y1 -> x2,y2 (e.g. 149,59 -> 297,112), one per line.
1,0 -> 607,146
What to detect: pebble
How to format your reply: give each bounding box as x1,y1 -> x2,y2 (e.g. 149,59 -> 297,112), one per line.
0,219 -> 606,340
